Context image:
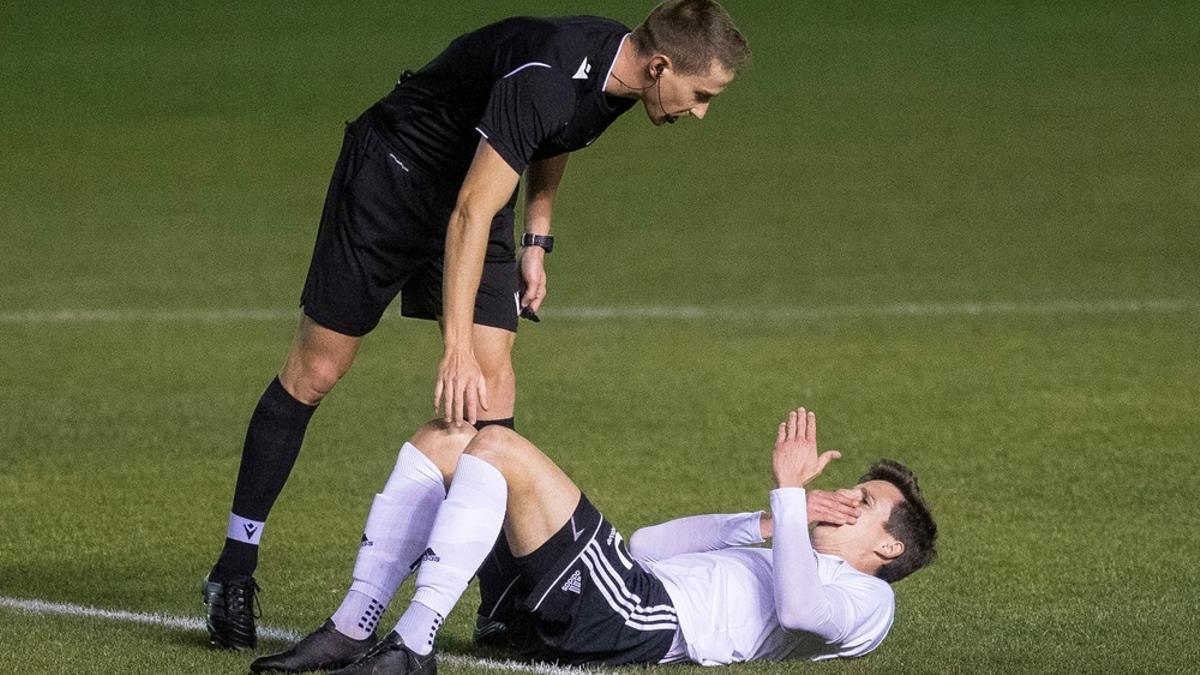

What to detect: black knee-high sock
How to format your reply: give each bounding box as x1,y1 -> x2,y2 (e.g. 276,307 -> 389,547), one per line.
210,377 -> 318,581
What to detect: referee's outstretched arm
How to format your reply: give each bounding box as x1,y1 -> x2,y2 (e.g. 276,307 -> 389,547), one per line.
434,139 -> 521,428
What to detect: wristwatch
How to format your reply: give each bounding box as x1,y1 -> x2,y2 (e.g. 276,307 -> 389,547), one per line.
520,233 -> 554,253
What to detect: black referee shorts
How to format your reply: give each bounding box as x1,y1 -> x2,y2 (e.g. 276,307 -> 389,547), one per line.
476,495 -> 679,666
300,114 -> 519,337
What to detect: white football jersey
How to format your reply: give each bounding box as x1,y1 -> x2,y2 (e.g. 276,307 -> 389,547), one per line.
634,490 -> 895,665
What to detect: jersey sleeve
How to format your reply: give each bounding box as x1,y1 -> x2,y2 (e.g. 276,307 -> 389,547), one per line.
769,489 -> 894,651
475,66 -> 576,174
628,512 -> 765,562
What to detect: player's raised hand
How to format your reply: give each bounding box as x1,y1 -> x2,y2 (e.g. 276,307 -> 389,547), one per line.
433,345 -> 489,427
772,407 -> 841,489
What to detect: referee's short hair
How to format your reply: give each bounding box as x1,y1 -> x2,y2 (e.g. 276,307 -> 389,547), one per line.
861,459 -> 939,583
632,0 -> 752,75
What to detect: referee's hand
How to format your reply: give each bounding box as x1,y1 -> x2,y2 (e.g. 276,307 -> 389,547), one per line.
434,346 -> 489,427
519,246 -> 548,316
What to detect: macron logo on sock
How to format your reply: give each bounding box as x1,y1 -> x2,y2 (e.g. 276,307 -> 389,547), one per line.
228,514 -> 265,545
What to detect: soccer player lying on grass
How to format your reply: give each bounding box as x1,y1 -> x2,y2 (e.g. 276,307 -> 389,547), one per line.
252,408 -> 937,672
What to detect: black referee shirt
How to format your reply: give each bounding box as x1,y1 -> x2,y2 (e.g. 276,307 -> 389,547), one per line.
370,16 -> 637,195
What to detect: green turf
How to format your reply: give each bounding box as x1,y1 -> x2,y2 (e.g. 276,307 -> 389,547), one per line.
2,1 -> 1198,673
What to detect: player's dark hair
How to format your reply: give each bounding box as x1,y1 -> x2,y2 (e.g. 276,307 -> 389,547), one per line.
861,459 -> 938,583
631,0 -> 751,75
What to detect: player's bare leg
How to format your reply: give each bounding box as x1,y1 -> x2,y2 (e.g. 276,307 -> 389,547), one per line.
252,421 -> 476,673
465,427 -> 582,556
331,425 -> 578,673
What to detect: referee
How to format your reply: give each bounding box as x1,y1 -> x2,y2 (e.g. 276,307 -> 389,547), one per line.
202,0 -> 750,649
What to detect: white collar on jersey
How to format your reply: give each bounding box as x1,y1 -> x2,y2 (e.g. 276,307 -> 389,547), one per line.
601,33 -> 631,95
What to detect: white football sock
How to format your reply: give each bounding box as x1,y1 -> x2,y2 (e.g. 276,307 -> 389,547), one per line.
398,453 -> 507,654
331,443 -> 446,640
393,601 -> 443,656
331,590 -> 385,640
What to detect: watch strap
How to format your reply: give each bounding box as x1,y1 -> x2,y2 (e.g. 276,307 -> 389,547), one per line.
520,233 -> 554,253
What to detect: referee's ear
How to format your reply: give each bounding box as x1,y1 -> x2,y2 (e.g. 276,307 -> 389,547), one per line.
648,54 -> 671,79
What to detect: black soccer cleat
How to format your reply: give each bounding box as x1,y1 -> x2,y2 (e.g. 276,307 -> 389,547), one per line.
472,613 -> 535,654
472,615 -> 509,648
201,575 -> 260,650
250,620 -> 377,673
327,632 -> 436,675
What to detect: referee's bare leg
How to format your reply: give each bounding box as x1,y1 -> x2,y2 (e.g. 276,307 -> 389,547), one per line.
280,313 -> 361,405
466,322 -> 516,426
217,312 -> 360,571
203,311 -> 361,648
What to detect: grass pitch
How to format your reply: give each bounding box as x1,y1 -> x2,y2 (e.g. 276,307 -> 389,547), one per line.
2,1 -> 1198,673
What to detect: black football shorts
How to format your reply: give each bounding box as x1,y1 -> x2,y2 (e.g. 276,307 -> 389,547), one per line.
476,495 -> 679,666
300,115 -> 519,337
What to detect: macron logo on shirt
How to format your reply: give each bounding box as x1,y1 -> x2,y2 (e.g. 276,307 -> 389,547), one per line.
573,58 -> 591,80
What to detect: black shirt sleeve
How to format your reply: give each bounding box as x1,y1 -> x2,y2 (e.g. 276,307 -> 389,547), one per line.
475,66 -> 577,174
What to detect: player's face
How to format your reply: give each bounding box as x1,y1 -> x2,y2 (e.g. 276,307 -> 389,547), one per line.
645,59 -> 735,126
811,480 -> 904,548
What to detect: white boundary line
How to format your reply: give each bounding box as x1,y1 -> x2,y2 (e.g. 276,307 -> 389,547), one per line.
0,299 -> 1196,324
0,595 -> 612,675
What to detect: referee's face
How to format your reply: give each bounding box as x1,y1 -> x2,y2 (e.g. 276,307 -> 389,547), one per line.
647,59 -> 735,126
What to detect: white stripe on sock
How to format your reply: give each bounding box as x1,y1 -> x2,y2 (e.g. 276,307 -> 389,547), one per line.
227,514 -> 264,545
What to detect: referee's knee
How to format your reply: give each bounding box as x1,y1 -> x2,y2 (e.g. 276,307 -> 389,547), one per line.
281,359 -> 343,404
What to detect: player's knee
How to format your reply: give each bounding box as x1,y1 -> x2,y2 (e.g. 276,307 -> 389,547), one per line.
464,425 -> 521,469
410,419 -> 476,458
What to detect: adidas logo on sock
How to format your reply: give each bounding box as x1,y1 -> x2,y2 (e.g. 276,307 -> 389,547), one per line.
410,547 -> 440,570
360,534 -> 374,547
561,570 -> 583,594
